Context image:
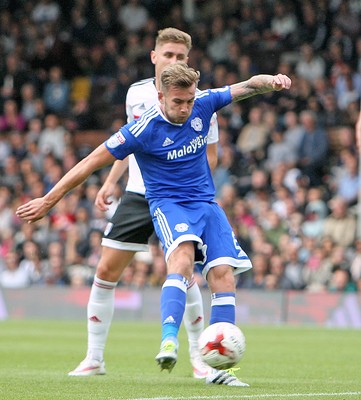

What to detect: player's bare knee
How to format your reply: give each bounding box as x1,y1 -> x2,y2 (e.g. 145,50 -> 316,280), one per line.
167,242 -> 194,280
96,260 -> 122,282
207,265 -> 235,293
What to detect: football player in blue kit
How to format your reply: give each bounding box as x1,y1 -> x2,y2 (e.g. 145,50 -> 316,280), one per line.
69,27 -> 222,383
16,62 -> 291,376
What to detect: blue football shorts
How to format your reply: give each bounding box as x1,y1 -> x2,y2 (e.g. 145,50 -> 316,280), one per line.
149,199 -> 253,278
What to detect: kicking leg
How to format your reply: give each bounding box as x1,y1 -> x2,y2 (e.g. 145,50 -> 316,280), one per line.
204,265 -> 249,387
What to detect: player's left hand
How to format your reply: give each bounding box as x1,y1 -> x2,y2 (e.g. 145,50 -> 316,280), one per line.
16,198 -> 49,224
272,74 -> 292,91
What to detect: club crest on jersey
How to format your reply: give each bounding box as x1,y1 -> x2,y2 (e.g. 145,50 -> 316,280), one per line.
107,131 -> 126,148
191,117 -> 203,132
175,223 -> 189,232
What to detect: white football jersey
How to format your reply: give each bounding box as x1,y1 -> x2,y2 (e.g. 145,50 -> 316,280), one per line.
125,78 -> 219,195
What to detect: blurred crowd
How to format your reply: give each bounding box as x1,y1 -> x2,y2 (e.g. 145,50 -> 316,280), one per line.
0,0 -> 361,293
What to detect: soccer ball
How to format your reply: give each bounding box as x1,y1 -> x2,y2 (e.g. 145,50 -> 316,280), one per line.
198,322 -> 246,370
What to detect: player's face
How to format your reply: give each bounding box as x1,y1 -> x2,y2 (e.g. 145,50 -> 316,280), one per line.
159,84 -> 196,124
151,42 -> 189,83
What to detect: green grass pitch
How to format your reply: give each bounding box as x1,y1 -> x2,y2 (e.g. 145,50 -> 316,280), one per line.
0,320 -> 360,400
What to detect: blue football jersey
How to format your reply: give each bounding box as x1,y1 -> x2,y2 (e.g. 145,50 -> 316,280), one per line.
105,86 -> 232,202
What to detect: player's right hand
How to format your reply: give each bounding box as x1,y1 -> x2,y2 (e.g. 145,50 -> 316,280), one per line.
95,182 -> 116,211
15,198 -> 49,224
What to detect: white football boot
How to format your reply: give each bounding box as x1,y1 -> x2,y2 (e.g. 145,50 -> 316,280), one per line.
190,349 -> 216,379
68,357 -> 106,376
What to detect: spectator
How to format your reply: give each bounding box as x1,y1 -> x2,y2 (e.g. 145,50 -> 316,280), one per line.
263,210 -> 288,248
213,145 -> 236,199
118,0 -> 149,33
251,6 -> 271,54
43,66 -> 70,115
0,155 -> 22,191
249,225 -> 274,260
267,253 -> 293,290
43,253 -> 70,285
64,98 -> 97,131
38,113 -> 69,160
301,187 -> 328,238
297,2 -> 328,50
20,82 -> 39,122
28,39 -> 55,90
9,130 -> 27,162
216,183 -> 238,220
322,196 -> 357,247
330,149 -> 359,206
206,16 -> 234,63
295,43 -> 326,84
268,0 -> 298,50
326,25 -> 354,62
282,110 -> 304,158
18,239 -> 46,284
334,64 -> 361,111
25,131 -> 45,173
236,105 -> 270,166
49,197 -> 76,234
233,198 -> 256,243
43,159 -> 64,193
148,253 -> 167,287
0,99 -> 26,133
0,52 -> 29,104
244,169 -> 271,216
332,0 -> 361,39
76,228 -> 103,273
30,0 -> 60,25
321,91 -> 345,128
0,250 -> 31,288
69,6 -> 96,47
283,242 -> 305,290
328,268 -> 357,292
297,110 -> 329,187
328,245 -> 350,272
236,4 -> 256,51
302,244 -> 332,292
264,124 -> 297,172
240,252 -> 269,289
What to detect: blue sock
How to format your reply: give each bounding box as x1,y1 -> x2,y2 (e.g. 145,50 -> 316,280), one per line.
161,273 -> 188,341
210,292 -> 235,324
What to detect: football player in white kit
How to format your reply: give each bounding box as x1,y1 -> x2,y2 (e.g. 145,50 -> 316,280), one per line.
67,28 -> 244,385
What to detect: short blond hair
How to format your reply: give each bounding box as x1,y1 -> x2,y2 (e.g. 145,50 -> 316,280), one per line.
155,28 -> 192,51
160,62 -> 200,92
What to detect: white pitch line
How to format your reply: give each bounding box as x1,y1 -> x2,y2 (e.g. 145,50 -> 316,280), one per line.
128,392 -> 361,400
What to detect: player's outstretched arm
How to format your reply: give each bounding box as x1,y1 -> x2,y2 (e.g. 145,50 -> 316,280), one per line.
230,74 -> 291,102
16,144 -> 116,223
356,111 -> 361,150
95,158 -> 129,211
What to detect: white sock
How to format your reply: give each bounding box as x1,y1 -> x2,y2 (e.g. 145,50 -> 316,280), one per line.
86,275 -> 117,362
183,278 -> 204,354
